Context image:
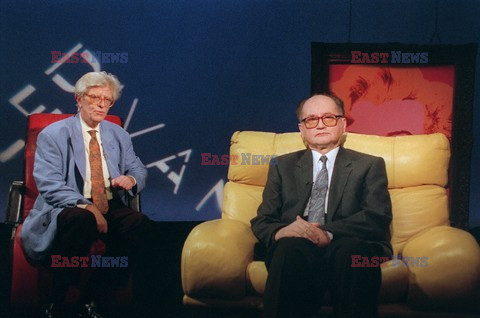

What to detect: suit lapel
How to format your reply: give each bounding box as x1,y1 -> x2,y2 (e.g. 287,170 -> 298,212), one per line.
71,115 -> 86,181
294,149 -> 314,215
99,122 -> 121,179
327,147 -> 352,223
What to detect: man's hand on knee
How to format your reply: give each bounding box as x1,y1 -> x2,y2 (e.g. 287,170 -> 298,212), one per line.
85,204 -> 108,233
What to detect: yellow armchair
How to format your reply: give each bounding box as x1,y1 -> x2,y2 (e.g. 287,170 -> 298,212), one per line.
181,132 -> 480,312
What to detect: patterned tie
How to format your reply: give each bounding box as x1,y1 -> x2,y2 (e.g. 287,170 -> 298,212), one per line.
88,130 -> 109,214
308,156 -> 328,225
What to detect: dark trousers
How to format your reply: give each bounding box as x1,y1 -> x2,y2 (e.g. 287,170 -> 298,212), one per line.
263,237 -> 383,318
46,198 -> 151,306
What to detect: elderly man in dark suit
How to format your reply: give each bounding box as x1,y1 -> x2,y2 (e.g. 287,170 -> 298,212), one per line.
251,94 -> 392,318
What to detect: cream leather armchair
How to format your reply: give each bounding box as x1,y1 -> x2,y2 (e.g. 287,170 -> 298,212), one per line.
181,132 -> 480,313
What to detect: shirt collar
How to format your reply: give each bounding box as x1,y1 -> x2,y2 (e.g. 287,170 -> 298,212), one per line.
79,115 -> 100,134
311,146 -> 340,166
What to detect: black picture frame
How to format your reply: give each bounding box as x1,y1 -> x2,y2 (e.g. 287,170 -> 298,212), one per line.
311,43 -> 477,229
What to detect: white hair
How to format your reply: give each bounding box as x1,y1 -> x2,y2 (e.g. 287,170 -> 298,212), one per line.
74,71 -> 122,101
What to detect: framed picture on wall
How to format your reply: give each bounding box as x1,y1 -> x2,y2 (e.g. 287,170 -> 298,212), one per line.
311,43 -> 476,229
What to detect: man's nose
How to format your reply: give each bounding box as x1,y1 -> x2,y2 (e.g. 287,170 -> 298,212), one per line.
316,119 -> 326,128
98,99 -> 109,108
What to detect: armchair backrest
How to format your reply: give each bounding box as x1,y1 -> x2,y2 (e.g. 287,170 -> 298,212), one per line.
224,131 -> 450,255
22,113 -> 122,221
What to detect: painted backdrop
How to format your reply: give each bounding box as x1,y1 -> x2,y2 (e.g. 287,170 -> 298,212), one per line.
1,1 -> 479,226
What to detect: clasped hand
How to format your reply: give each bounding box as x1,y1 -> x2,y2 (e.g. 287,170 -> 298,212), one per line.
275,216 -> 331,247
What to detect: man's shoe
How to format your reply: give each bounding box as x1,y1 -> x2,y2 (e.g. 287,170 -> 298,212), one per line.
77,301 -> 106,318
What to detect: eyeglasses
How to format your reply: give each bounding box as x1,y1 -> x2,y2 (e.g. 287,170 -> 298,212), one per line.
301,114 -> 344,129
83,93 -> 114,107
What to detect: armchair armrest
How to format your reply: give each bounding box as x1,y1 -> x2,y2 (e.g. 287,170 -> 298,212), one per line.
5,181 -> 24,225
181,218 -> 257,300
402,225 -> 480,310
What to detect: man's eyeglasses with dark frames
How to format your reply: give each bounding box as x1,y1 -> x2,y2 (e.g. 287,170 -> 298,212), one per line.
301,115 -> 344,129
83,93 -> 115,108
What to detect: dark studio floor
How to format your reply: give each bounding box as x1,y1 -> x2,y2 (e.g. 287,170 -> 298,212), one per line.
1,222 -> 479,318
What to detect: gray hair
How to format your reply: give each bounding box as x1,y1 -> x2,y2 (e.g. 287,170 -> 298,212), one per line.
74,71 -> 122,101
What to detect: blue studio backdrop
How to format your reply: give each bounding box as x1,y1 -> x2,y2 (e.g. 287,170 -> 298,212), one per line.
1,0 -> 480,226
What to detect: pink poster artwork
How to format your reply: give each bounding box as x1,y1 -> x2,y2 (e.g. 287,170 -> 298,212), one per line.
329,65 -> 454,139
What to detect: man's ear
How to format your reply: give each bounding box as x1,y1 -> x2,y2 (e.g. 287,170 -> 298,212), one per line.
298,124 -> 308,148
75,95 -> 82,110
298,123 -> 304,134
